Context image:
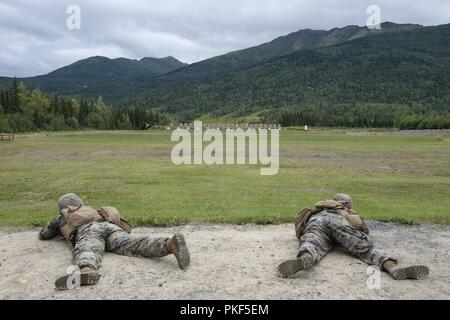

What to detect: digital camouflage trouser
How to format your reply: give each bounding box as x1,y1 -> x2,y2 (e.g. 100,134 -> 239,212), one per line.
73,221 -> 169,270
297,211 -> 396,269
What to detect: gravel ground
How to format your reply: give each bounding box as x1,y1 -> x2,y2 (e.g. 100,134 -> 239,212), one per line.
0,222 -> 449,300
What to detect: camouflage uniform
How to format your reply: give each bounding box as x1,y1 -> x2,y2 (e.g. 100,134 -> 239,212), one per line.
39,193 -> 169,270
73,221 -> 169,270
297,211 -> 397,268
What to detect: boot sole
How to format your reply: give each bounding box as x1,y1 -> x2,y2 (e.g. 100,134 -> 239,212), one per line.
173,233 -> 190,270
277,255 -> 314,278
391,265 -> 429,280
55,272 -> 100,290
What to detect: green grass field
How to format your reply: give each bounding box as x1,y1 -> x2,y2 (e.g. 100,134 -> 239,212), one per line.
0,129 -> 449,226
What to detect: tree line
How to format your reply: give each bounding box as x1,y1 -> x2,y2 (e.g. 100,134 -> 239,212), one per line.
1,78 -> 448,132
0,79 -> 170,132
260,104 -> 450,129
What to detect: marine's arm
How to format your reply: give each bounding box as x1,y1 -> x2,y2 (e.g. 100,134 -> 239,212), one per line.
358,215 -> 370,235
345,214 -> 364,231
337,209 -> 368,233
38,215 -> 65,240
346,208 -> 370,234
314,200 -> 369,233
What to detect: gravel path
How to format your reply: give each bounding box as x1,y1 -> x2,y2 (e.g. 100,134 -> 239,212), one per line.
0,222 -> 449,300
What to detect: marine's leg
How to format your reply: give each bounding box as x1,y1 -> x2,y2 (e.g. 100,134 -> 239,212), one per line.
164,233 -> 191,269
297,217 -> 334,264
55,222 -> 106,290
72,222 -> 107,270
105,226 -> 190,269
278,215 -> 333,278
382,259 -> 429,280
327,215 -> 429,280
327,214 -> 393,266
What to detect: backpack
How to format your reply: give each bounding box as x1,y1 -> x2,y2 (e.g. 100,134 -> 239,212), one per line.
294,200 -> 368,238
294,206 -> 315,239
60,205 -> 103,243
60,205 -> 133,244
98,207 -> 133,233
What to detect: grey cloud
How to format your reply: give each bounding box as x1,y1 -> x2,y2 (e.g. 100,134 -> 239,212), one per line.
0,0 -> 449,77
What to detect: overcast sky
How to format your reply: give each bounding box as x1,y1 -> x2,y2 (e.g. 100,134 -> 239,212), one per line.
1,0 -> 449,77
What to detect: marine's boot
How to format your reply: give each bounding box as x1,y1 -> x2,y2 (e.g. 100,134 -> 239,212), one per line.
383,259 -> 430,280
165,233 -> 190,270
277,252 -> 314,278
55,267 -> 101,290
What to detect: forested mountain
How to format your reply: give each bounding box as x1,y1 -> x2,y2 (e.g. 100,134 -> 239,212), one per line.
0,56 -> 187,98
122,23 -> 450,128
1,22 -> 450,130
0,22 -> 420,100
153,22 -> 421,81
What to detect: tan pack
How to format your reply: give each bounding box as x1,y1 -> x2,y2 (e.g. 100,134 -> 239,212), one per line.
294,199 -> 369,238
99,207 -> 133,233
313,200 -> 345,211
60,205 -> 103,243
60,205 -> 133,244
294,206 -> 314,239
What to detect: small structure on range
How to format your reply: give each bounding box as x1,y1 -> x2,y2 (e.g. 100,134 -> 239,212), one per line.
171,123 -> 282,130
0,134 -> 15,141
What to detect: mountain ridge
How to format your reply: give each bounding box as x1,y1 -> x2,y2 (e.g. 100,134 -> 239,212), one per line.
0,22 -> 424,99
120,23 -> 450,123
153,21 -> 422,82
0,55 -> 188,98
